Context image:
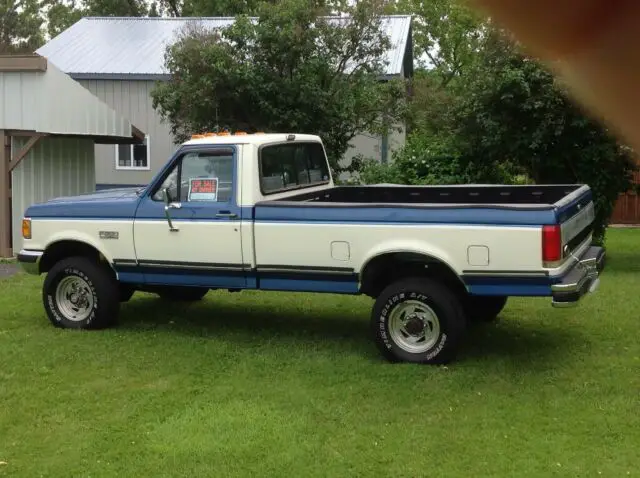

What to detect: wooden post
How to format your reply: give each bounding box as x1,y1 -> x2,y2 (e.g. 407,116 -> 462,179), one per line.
0,130 -> 11,257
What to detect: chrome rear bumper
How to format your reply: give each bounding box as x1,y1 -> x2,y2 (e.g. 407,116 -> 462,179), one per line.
551,246 -> 605,308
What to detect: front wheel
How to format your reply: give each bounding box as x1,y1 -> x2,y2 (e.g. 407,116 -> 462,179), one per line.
371,277 -> 467,364
43,256 -> 120,329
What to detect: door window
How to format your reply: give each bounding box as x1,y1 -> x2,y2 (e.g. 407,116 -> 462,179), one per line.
152,149 -> 234,203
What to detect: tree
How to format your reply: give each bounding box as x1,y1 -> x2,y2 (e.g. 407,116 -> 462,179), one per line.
386,0 -> 486,86
44,0 -> 162,40
151,0 -> 408,173
384,0 -> 490,136
161,0 -> 274,17
0,0 -> 47,53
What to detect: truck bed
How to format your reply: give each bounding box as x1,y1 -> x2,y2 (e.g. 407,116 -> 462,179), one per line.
260,184 -> 586,209
254,184 -> 593,228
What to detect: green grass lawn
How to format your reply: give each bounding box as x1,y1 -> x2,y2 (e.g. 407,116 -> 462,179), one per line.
1,230 -> 639,477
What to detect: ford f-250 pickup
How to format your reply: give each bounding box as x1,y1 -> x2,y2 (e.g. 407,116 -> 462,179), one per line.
17,132 -> 605,364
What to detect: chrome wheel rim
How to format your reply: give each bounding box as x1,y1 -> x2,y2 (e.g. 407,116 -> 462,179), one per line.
388,299 -> 441,353
55,276 -> 94,322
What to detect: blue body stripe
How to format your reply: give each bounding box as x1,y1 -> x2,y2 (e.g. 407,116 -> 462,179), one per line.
467,284 -> 553,296
254,204 -> 557,226
463,274 -> 561,297
115,265 -> 360,294
115,261 -> 565,297
257,278 -> 359,294
29,204 -> 549,227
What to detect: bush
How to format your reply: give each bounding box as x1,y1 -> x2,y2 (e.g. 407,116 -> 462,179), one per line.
353,132 -> 528,186
352,133 -> 465,185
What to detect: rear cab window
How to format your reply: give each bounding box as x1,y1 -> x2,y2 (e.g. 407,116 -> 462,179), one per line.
259,141 -> 330,195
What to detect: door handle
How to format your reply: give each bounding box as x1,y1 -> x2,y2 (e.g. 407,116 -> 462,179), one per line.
216,211 -> 238,218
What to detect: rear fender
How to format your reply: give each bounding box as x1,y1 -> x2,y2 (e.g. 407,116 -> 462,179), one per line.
359,240 -> 461,276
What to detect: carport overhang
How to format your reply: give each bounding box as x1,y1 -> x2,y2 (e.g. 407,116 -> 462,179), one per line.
0,54 -> 146,257
0,129 -> 146,258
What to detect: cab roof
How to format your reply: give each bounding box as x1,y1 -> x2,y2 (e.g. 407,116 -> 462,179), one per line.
182,133 -> 323,147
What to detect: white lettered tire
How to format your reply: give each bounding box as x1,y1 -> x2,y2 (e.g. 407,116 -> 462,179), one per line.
43,256 -> 120,330
371,277 -> 467,364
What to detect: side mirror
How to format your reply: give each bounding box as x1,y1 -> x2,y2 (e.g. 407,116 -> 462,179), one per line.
161,187 -> 172,205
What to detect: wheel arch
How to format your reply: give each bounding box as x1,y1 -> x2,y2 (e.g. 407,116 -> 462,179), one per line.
359,247 -> 467,298
40,237 -> 115,276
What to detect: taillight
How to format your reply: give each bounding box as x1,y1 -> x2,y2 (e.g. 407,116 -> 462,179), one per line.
542,225 -> 562,263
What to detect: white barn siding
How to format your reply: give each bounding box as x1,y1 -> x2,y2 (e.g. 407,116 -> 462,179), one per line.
11,137 -> 95,251
78,79 -> 178,187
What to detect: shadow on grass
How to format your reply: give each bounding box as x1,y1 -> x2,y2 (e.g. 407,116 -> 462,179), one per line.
460,318 -> 581,368
117,295 -> 581,369
119,295 -> 370,344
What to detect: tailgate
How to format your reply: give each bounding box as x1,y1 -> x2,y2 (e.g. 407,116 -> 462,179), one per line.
558,188 -> 596,259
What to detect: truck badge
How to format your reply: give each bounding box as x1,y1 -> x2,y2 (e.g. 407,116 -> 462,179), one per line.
99,231 -> 119,240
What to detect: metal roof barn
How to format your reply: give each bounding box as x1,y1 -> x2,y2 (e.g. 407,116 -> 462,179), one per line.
0,55 -> 145,257
35,15 -> 413,80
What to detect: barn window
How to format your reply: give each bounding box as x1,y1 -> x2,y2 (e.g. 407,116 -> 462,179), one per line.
115,135 -> 150,170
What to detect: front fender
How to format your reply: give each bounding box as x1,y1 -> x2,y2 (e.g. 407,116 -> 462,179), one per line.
44,231 -> 115,264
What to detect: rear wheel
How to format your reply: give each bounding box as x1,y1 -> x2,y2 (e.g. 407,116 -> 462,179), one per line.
371,277 -> 467,364
157,286 -> 209,302
43,256 -> 120,329
464,296 -> 508,323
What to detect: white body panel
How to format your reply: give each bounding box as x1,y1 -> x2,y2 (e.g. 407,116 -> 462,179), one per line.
24,219 -> 136,262
132,220 -> 244,266
253,222 -> 544,274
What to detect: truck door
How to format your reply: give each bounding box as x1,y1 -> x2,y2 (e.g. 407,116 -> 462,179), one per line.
131,145 -> 247,288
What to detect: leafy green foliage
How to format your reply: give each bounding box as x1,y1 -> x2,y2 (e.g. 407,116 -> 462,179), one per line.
352,133 -> 465,185
0,0 -> 47,53
45,0 -> 85,38
165,0 -> 278,16
353,130 -> 526,186
386,0 -> 486,85
384,0 -> 490,137
151,0 -> 408,173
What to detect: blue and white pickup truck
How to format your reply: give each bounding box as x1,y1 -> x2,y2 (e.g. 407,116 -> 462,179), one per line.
18,132 -> 605,364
